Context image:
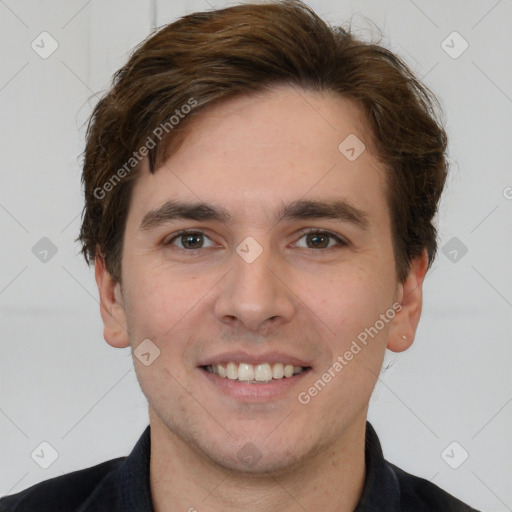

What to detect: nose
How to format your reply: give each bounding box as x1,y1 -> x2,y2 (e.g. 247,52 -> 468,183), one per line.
213,240 -> 296,334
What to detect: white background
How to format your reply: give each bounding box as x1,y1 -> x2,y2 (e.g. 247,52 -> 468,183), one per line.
0,1 -> 511,510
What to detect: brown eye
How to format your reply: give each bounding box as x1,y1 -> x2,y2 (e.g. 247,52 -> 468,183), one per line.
166,230 -> 215,250
180,233 -> 204,249
305,232 -> 330,248
295,230 -> 347,250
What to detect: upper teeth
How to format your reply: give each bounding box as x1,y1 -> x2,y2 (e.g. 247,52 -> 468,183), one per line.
205,362 -> 305,382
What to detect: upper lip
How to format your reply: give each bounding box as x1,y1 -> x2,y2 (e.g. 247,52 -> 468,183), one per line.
198,351 -> 312,368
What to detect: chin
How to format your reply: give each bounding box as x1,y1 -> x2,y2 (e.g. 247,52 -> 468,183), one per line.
201,437 -> 311,477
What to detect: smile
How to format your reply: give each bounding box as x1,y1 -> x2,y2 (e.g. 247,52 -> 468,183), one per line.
203,362 -> 308,383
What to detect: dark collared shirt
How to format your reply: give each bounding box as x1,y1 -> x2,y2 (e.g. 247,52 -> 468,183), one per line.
0,422 -> 480,511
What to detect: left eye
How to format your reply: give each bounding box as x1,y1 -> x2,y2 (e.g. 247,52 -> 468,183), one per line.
165,229 -> 346,251
294,230 -> 346,249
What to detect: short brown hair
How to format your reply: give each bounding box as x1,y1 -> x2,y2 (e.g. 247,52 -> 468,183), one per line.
77,0 -> 448,284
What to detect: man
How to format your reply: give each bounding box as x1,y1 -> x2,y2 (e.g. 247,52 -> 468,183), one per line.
0,1 -> 480,510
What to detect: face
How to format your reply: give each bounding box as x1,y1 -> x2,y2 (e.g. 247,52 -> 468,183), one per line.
96,85 -> 427,474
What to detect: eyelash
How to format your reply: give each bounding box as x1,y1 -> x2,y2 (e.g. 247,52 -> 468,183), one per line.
164,228 -> 348,252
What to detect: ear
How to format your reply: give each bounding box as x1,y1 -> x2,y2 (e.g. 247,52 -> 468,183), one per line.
387,249 -> 429,353
94,255 -> 130,348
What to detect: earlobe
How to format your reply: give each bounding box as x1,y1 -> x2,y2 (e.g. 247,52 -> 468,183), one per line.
94,255 -> 130,349
387,249 -> 429,353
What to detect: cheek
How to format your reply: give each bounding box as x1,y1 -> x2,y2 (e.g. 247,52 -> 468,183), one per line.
122,269 -> 194,341
309,265 -> 386,320
302,265 -> 395,360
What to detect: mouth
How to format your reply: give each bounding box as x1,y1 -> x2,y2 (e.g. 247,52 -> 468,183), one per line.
197,352 -> 313,401
201,362 -> 311,383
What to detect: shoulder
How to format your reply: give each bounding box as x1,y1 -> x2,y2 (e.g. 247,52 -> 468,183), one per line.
0,457 -> 125,512
361,421 -> 480,512
388,462 -> 481,512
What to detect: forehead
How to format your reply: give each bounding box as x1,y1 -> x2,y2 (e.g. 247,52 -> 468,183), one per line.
127,85 -> 388,227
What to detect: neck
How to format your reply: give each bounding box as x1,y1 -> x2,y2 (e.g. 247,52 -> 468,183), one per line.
149,409 -> 367,512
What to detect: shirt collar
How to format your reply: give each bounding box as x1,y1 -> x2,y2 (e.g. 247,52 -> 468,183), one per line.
354,421 -> 401,511
116,425 -> 154,512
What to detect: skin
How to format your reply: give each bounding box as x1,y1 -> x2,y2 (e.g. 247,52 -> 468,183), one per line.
95,84 -> 428,512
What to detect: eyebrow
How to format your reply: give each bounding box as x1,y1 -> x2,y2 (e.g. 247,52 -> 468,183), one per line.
139,198 -> 369,231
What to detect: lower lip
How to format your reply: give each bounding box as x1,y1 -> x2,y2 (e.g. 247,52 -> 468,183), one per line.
199,367 -> 310,401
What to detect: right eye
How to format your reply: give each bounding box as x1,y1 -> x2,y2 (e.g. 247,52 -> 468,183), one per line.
164,230 -> 217,250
